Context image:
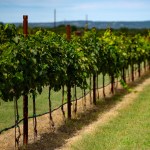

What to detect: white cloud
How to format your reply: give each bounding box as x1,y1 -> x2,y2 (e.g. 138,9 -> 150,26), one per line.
0,0 -> 150,22
0,0 -> 63,8
72,0 -> 149,11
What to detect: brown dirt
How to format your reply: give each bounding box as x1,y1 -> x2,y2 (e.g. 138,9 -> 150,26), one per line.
0,71 -> 150,150
57,74 -> 150,150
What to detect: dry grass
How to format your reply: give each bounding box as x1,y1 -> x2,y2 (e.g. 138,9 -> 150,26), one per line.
0,71 -> 150,150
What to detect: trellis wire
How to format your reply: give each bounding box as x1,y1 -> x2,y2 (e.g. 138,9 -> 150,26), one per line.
1,64 -> 149,135
0,81 -> 111,134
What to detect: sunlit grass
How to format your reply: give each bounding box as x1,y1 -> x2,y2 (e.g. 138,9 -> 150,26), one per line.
70,84 -> 150,150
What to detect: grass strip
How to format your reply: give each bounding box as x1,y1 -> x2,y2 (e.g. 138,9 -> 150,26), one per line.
71,84 -> 150,150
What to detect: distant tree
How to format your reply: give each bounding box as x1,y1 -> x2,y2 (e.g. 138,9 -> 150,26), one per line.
71,25 -> 77,32
0,22 -> 4,26
119,27 -> 129,34
57,24 -> 66,28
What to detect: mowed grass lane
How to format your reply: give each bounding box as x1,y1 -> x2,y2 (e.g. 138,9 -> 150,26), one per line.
70,84 -> 150,150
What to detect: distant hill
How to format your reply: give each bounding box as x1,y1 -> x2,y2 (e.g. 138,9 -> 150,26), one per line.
13,21 -> 150,29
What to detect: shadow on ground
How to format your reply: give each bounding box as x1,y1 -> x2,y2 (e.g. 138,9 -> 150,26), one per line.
20,73 -> 150,150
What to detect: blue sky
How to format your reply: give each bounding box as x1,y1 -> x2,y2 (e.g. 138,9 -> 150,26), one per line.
0,0 -> 150,23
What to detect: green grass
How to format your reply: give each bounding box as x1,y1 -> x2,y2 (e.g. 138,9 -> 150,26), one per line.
0,74 -> 110,131
70,84 -> 150,150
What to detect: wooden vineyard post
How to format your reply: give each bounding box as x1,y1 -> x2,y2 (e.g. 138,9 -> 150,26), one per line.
111,74 -> 114,94
66,25 -> 71,41
90,75 -> 92,104
23,15 -> 28,37
103,74 -> 106,98
23,95 -> 28,145
144,60 -> 146,72
138,63 -> 141,77
67,84 -> 71,119
93,74 -> 96,105
122,67 -> 126,83
97,74 -> 99,100
131,64 -> 134,81
23,15 -> 28,146
66,25 -> 72,119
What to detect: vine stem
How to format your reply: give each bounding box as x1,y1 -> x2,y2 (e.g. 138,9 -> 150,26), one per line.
103,74 -> 106,98
74,85 -> 77,115
67,83 -> 72,119
97,74 -> 99,100
32,92 -> 37,141
14,98 -> 17,148
14,97 -> 21,147
23,95 -> 28,146
131,64 -> 134,81
48,86 -> 55,131
61,86 -> 66,121
90,74 -> 92,104
93,74 -> 96,105
111,74 -> 115,94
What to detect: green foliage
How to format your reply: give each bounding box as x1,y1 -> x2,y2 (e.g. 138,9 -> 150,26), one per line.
0,24 -> 16,44
0,26 -> 150,102
120,79 -> 132,92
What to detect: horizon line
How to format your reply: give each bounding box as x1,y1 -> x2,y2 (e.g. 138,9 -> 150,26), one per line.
2,20 -> 150,24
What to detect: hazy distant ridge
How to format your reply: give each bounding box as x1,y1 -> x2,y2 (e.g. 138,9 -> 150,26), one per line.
14,21 -> 150,29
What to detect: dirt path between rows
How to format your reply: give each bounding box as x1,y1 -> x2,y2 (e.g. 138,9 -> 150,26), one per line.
0,72 -> 150,150
57,74 -> 150,150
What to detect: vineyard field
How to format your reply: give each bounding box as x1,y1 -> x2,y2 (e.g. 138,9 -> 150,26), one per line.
0,74 -> 110,130
0,23 -> 150,147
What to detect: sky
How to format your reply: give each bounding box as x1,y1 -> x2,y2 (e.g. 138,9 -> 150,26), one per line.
0,0 -> 150,23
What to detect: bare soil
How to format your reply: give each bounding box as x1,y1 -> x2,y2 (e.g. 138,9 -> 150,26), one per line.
58,74 -> 150,150
0,71 -> 150,150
